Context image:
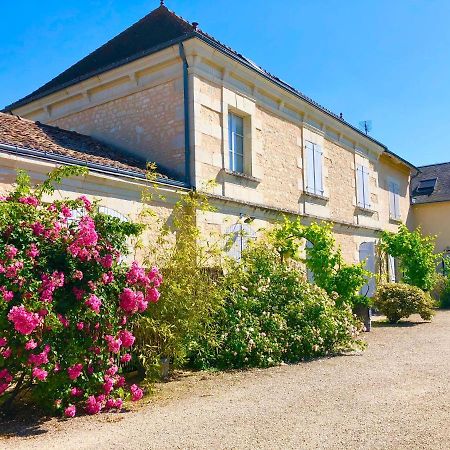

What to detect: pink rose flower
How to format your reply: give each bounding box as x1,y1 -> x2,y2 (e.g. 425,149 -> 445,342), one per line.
85,294 -> 101,313
70,387 -> 84,397
67,363 -> 83,381
105,335 -> 121,354
26,243 -> 39,258
85,395 -> 102,415
7,305 -> 41,335
0,287 -> 14,302
64,404 -> 76,418
32,367 -> 48,381
25,339 -> 38,350
0,337 -> 7,347
120,353 -> 132,364
130,384 -> 143,401
5,245 -> 18,259
118,330 -> 135,348
119,288 -> 139,314
1,347 -> 12,359
31,222 -> 45,236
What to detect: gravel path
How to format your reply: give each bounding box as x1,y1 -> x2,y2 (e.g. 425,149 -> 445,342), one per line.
2,311 -> 450,450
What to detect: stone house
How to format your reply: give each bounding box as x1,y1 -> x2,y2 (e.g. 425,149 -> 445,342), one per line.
3,3 -> 417,283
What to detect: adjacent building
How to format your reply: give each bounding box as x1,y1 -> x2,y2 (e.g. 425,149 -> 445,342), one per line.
410,162 -> 450,271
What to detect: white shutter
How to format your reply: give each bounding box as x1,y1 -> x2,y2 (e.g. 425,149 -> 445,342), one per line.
388,255 -> 396,282
362,166 -> 370,208
356,165 -> 364,207
225,223 -> 256,260
394,183 -> 401,219
314,145 -> 324,195
305,142 -> 315,193
388,181 -> 396,218
305,240 -> 315,283
359,242 -> 376,297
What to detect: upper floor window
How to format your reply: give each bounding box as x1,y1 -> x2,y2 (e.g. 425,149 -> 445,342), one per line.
388,180 -> 401,220
356,164 -> 371,209
305,141 -> 324,196
228,113 -> 244,173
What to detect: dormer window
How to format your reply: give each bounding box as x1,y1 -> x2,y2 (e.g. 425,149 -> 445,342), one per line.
416,178 -> 437,195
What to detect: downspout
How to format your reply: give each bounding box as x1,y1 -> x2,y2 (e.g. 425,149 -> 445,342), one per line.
179,42 -> 192,188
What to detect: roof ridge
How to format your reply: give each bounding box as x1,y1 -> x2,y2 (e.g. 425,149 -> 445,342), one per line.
418,161 -> 450,168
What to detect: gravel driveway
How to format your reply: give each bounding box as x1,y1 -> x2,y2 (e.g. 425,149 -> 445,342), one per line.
2,311 -> 450,450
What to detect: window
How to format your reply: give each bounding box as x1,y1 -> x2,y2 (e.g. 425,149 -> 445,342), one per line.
305,141 -> 324,196
389,181 -> 401,220
356,164 -> 371,209
228,113 -> 244,173
415,178 -> 437,195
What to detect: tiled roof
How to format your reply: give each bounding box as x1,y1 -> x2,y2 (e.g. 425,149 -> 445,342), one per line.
0,112 -> 167,177
411,162 -> 450,204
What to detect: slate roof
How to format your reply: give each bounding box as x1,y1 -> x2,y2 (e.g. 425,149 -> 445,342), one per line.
0,112 -> 166,177
4,5 -> 195,111
411,162 -> 450,204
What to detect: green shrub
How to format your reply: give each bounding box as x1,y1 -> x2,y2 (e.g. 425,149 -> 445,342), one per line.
380,225 -> 439,291
373,283 -> 436,323
438,276 -> 450,309
134,191 -> 224,381
189,242 -> 363,370
271,218 -> 368,306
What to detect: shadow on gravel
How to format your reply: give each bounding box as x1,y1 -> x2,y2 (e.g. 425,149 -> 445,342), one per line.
372,320 -> 428,328
0,414 -> 50,439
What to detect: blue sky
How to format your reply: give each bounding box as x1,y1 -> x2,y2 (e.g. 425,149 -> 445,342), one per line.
1,0 -> 449,166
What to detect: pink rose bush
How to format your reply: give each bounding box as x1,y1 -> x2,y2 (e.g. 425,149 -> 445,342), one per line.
0,169 -> 161,416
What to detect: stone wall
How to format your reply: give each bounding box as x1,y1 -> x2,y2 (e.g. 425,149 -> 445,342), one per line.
49,79 -> 185,181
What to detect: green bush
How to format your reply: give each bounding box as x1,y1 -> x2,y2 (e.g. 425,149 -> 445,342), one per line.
373,283 -> 436,323
134,191 -> 224,381
271,218 -> 368,306
189,242 -> 363,370
438,276 -> 450,309
380,225 -> 439,291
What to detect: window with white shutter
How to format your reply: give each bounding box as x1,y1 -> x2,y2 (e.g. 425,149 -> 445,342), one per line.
389,181 -> 401,220
356,164 -> 371,209
305,141 -> 324,196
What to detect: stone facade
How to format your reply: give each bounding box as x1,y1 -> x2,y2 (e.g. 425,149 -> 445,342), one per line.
10,38 -> 414,267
